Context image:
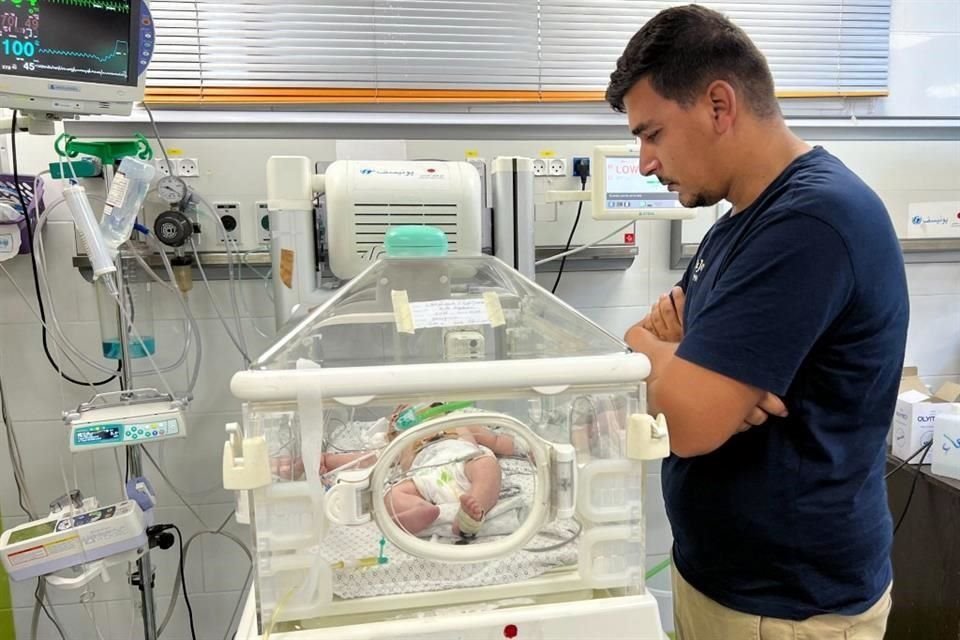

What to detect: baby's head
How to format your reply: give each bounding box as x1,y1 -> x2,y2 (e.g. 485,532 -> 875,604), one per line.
386,401 -> 447,441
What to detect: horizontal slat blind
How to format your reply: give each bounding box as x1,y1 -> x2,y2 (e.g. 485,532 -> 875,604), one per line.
145,0 -> 890,104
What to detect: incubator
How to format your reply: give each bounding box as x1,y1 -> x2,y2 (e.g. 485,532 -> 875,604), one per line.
227,253 -> 669,639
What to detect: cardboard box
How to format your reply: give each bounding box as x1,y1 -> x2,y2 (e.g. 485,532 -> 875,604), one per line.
891,368 -> 960,463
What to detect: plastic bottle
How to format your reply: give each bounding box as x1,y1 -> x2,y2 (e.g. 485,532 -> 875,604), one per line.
64,184 -> 116,279
99,156 -> 156,255
932,405 -> 960,481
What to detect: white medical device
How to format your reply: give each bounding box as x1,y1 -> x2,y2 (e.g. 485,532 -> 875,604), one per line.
265,157 -> 483,326
0,0 -> 154,132
226,250 -> 672,639
64,389 -> 188,453
592,144 -> 689,220
546,144 -> 699,221
0,498 -> 148,583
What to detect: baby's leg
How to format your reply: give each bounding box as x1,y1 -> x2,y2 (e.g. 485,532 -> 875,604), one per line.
454,456 -> 502,535
385,479 -> 440,535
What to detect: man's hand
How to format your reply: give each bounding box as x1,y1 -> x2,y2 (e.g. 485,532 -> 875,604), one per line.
736,392 -> 789,432
625,316 -> 790,456
639,286 -> 685,342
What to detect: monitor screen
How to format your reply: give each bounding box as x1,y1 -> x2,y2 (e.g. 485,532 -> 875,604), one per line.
0,0 -> 140,87
604,156 -> 681,211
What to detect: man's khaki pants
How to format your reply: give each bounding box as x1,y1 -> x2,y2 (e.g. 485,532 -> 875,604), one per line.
672,564 -> 892,640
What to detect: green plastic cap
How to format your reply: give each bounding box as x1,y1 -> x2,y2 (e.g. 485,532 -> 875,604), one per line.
384,225 -> 448,257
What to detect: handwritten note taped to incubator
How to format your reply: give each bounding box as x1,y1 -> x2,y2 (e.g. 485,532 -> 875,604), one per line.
409,299 -> 491,329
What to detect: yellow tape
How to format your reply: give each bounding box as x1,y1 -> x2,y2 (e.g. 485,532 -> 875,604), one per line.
465,149 -> 479,158
279,249 -> 294,289
483,292 -> 505,327
392,290 -> 415,334
539,150 -> 556,158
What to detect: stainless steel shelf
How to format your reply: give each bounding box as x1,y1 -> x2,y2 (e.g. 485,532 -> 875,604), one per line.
670,220 -> 960,270
73,251 -> 274,283
534,245 -> 638,273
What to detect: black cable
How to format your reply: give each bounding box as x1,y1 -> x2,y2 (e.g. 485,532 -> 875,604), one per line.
171,525 -> 198,640
892,440 -> 932,536
10,110 -> 120,387
34,580 -> 68,640
551,173 -> 588,294
885,440 -> 934,479
1,366 -> 36,518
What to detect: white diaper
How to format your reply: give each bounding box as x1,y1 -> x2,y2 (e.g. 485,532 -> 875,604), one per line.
410,439 -> 493,505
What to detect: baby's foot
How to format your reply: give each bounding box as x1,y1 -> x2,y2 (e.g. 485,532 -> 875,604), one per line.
452,494 -> 485,537
271,455 -> 304,480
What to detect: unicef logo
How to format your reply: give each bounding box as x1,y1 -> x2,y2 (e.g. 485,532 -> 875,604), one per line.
361,168 -> 374,175
912,216 -> 922,225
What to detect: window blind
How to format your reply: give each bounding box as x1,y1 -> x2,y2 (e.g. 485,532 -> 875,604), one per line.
146,0 -> 890,104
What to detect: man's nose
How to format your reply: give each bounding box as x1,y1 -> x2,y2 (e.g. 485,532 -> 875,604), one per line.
639,148 -> 659,177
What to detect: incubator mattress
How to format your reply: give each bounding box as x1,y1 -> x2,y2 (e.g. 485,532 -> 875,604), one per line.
321,457 -> 579,599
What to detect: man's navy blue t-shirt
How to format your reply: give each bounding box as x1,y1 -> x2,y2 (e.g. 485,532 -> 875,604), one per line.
665,146 -> 908,620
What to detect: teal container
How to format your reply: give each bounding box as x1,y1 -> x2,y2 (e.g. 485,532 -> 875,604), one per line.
384,226 -> 448,257
96,262 -> 156,361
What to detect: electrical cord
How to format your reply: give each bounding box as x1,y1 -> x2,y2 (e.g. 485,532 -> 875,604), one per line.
193,194 -> 249,361
32,579 -> 69,640
1,361 -> 37,518
139,444 -> 212,528
885,440 -> 934,479
189,237 -> 252,364
10,110 -> 120,386
156,511 -> 253,639
143,103 -> 173,170
535,219 -> 636,266
892,440 -> 933,536
128,236 -> 203,395
171,525 -> 198,640
28,197 -> 129,378
551,172 -> 589,294
142,107 -> 251,364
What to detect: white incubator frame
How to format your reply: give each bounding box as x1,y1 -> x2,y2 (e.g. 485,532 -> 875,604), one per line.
225,351 -> 671,639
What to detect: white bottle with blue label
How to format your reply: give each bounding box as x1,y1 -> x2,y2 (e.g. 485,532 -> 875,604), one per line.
931,405 -> 960,481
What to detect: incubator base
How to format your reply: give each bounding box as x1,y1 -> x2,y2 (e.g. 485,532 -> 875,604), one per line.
235,588 -> 665,640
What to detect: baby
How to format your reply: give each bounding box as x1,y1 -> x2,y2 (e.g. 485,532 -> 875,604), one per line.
320,404 -> 522,538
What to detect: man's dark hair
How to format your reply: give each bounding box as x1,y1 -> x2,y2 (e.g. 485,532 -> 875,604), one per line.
606,5 -> 780,119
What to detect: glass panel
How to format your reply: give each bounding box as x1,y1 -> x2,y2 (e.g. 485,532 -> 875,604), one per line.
255,255 -> 628,371
247,387 -> 647,632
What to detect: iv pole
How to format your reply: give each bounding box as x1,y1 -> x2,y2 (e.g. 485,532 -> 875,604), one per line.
105,160 -> 159,640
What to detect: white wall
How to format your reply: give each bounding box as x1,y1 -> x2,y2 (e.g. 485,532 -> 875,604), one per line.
882,0 -> 960,116
1,131 -> 958,640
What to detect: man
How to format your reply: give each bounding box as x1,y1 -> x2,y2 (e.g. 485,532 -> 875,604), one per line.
605,5 -> 908,639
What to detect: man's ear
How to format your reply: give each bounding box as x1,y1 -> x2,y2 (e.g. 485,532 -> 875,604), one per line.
705,80 -> 737,134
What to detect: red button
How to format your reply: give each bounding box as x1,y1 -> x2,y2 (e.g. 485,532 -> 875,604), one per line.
503,624 -> 518,638
624,233 -> 636,244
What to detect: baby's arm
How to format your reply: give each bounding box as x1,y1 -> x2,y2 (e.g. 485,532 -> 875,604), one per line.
398,446 -> 417,471
464,426 -> 517,456
322,450 -> 376,474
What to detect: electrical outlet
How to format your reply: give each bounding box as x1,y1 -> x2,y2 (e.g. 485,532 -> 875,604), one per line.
548,158 -> 567,177
174,158 -> 200,177
154,159 -> 172,177
572,157 -> 590,178
213,202 -> 241,245
256,201 -> 270,246
532,158 -> 547,177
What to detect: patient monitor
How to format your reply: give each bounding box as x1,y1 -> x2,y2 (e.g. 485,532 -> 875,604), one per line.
0,0 -> 154,132
593,145 -> 687,220
544,144 -> 698,221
